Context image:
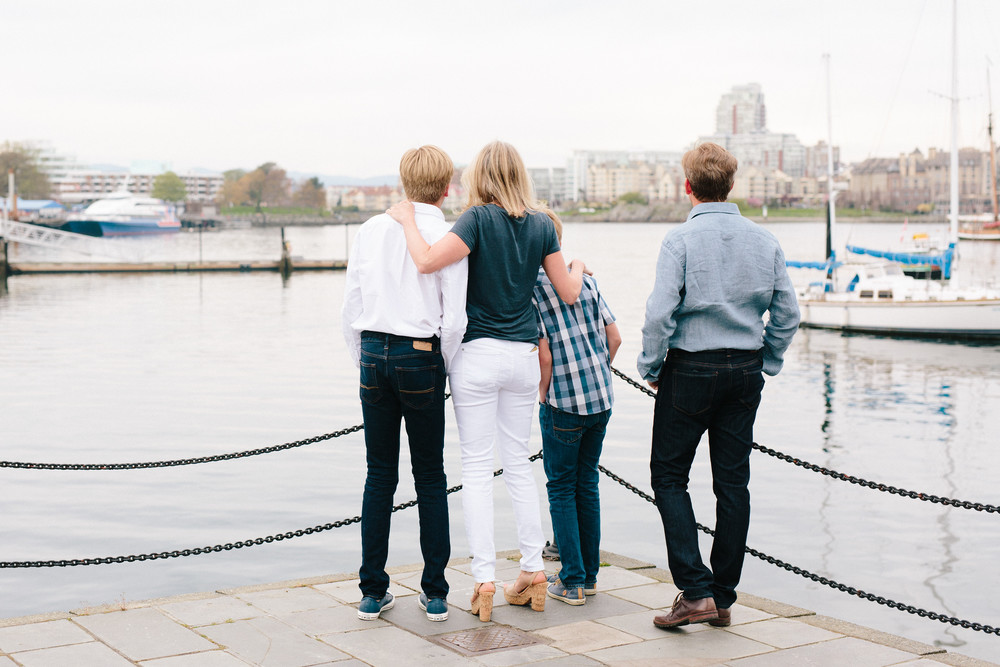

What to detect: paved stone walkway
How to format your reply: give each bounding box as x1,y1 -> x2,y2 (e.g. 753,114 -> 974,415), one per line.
0,551 -> 994,666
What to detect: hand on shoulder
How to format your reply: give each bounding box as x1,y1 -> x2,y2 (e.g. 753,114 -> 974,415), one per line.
386,200 -> 415,225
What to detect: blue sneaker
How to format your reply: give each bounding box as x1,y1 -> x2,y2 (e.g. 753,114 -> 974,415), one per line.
418,592 -> 449,621
546,573 -> 597,596
547,580 -> 586,605
357,592 -> 394,620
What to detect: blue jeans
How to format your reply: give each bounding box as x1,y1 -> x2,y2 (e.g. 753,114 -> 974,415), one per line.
358,331 -> 449,600
650,348 -> 764,610
541,402 -> 611,589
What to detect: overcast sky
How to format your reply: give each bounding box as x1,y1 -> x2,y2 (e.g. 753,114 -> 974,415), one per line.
6,0 -> 1000,179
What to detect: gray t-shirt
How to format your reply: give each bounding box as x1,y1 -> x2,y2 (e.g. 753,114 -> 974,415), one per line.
451,204 -> 560,343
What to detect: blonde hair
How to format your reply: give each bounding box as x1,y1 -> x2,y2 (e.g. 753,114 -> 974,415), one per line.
682,142 -> 738,202
539,205 -> 563,243
461,141 -> 538,218
399,145 -> 454,204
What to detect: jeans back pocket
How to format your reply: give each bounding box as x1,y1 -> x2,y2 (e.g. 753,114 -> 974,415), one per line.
359,361 -> 382,405
397,364 -> 439,410
670,368 -> 717,416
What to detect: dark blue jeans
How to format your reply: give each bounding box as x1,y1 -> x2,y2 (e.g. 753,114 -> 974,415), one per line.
358,331 -> 449,600
650,348 -> 764,610
541,403 -> 611,589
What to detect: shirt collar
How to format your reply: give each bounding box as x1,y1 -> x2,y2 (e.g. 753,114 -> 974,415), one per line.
687,201 -> 741,221
412,202 -> 445,220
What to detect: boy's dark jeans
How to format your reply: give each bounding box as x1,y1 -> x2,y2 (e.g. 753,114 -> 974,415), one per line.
358,332 -> 449,600
650,348 -> 764,609
541,402 -> 611,589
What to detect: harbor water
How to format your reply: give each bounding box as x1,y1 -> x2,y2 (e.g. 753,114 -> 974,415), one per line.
1,220 -> 998,662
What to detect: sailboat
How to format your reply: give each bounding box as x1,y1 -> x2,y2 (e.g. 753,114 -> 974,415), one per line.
791,7 -> 1000,340
957,62 -> 1000,240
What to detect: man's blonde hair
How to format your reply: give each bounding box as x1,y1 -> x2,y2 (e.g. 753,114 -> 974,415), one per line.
400,145 -> 454,204
682,142 -> 738,202
462,141 -> 537,218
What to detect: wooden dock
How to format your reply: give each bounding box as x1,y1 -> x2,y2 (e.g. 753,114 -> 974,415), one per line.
7,260 -> 346,275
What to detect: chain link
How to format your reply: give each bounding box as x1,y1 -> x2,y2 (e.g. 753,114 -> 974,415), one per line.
609,366 -> 998,515
596,460 -> 1000,636
0,452 -> 541,569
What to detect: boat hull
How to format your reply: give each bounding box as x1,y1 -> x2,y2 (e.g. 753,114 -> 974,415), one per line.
61,219 -> 181,237
798,298 -> 1000,339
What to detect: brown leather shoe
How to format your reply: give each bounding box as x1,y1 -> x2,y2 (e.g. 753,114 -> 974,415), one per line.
708,606 -> 731,627
653,592 -> 719,628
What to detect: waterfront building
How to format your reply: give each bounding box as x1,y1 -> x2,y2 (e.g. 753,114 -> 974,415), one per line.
338,186 -> 405,212
563,149 -> 681,203
527,166 -> 567,207
844,146 -> 996,214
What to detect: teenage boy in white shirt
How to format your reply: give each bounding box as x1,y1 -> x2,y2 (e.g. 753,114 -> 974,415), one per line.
341,145 -> 468,622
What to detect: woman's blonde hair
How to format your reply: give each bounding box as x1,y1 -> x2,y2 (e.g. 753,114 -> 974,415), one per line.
462,141 -> 538,218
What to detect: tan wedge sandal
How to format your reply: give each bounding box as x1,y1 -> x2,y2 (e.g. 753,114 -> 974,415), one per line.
470,582 -> 495,622
503,571 -> 547,611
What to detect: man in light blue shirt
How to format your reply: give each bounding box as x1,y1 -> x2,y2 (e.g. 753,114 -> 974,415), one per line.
638,142 -> 799,630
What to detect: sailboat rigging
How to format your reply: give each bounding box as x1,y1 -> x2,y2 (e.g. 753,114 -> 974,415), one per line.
790,2 -> 1000,340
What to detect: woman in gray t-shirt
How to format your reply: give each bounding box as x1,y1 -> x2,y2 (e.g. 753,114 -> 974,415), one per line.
389,141 -> 586,621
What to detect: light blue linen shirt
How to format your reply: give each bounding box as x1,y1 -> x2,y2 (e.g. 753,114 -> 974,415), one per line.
637,202 -> 800,381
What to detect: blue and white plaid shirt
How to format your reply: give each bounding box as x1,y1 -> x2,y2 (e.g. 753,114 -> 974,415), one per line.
533,268 -> 616,415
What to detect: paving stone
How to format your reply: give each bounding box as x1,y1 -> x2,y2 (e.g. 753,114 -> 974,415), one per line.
719,603 -> 777,626
234,587 -> 342,616
139,651 -> 252,666
12,642 -> 135,667
280,604 -> 389,635
0,619 -> 92,652
74,608 -> 216,661
529,656 -> 603,666
391,568 -> 478,606
727,635 -> 918,666
159,595 -> 266,627
200,616 -> 349,666
0,657 -> 15,666
473,642 -> 568,666
534,619 -> 643,653
313,579 -> 363,603
597,609 -> 709,640
493,592 -> 646,632
449,558 -> 523,581
323,625 -> 469,666
604,582 -> 681,608
586,629 -> 773,663
725,617 -> 843,649
588,565 -> 661,591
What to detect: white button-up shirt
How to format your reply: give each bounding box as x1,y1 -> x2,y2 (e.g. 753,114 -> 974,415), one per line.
341,202 -> 468,370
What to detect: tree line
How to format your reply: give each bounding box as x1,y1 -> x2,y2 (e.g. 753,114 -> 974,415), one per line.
0,143 -> 325,212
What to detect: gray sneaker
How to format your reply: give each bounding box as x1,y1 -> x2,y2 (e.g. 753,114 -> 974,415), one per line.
546,573 -> 596,596
418,593 -> 449,622
358,592 -> 394,620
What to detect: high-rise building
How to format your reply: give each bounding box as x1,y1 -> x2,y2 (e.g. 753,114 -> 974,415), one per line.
716,83 -> 766,135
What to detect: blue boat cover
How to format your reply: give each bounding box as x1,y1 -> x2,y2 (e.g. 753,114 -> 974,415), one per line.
846,243 -> 954,279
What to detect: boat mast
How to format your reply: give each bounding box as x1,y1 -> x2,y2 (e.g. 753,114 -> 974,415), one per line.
825,52 -> 836,278
988,62 -> 998,223
949,0 -> 959,242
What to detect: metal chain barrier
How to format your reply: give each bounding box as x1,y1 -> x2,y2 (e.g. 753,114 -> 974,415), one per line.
0,452 -> 541,569
609,366 -> 998,515
0,426 -> 365,471
596,460 -> 1000,636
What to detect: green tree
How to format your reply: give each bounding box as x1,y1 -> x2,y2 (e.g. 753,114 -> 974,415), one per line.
618,191 -> 647,205
293,176 -> 326,210
243,162 -> 289,211
0,142 -> 52,199
152,171 -> 187,203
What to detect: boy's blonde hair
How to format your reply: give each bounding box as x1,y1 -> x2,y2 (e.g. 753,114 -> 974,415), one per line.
682,142 -> 738,202
462,141 -> 538,218
399,145 -> 454,204
539,205 -> 563,243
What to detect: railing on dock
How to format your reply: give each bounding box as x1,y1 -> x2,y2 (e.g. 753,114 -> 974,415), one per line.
0,218 -> 144,261
1,368 -> 997,638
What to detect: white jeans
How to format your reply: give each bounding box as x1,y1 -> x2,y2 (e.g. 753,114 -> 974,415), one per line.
450,338 -> 545,583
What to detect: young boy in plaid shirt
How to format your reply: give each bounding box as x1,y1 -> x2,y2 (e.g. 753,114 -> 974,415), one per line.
533,212 -> 622,605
